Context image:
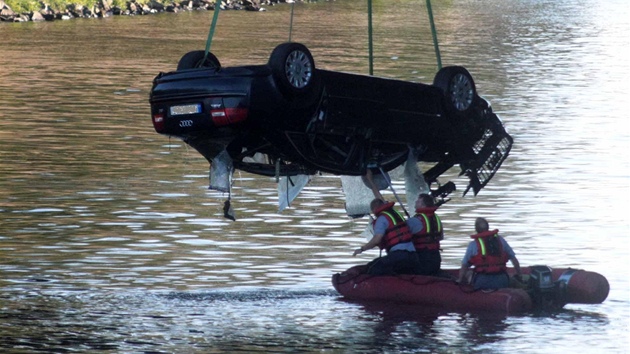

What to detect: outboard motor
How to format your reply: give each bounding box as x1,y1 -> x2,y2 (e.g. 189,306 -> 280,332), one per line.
529,265 -> 557,310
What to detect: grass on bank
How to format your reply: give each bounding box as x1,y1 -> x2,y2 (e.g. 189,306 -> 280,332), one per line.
3,0 -> 149,13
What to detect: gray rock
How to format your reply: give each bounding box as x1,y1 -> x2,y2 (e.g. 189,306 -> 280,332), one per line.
1,7 -> 15,16
30,11 -> 45,21
148,0 -> 164,11
101,0 -> 113,11
0,0 -> 301,23
127,1 -> 138,13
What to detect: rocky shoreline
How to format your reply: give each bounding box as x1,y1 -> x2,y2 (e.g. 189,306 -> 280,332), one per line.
0,0 -> 299,23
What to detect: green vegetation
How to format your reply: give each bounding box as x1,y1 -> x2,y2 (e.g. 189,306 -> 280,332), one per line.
4,0 -> 40,13
4,0 -> 145,13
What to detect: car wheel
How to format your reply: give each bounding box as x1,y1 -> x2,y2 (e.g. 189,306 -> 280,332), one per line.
269,42 -> 317,97
433,66 -> 477,115
177,51 -> 221,71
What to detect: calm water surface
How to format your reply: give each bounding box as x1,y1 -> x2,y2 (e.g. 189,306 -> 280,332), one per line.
1,0 -> 628,352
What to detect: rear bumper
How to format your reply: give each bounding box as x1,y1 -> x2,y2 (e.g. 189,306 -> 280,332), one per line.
149,66 -> 270,138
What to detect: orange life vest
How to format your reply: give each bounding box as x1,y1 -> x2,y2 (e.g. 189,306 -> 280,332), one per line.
412,207 -> 443,251
469,229 -> 509,274
372,202 -> 413,252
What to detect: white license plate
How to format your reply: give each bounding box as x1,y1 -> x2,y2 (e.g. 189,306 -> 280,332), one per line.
170,103 -> 202,116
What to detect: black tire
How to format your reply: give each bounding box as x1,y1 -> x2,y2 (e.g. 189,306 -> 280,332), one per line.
433,66 -> 477,115
268,42 -> 317,97
177,50 -> 221,71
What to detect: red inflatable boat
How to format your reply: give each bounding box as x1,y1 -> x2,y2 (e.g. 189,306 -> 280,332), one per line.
332,265 -> 609,314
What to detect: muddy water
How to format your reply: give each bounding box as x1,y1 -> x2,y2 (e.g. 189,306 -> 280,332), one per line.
0,0 -> 628,352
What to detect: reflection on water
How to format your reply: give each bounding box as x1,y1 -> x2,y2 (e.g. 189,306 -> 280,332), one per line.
0,288 -> 614,353
0,0 -> 628,352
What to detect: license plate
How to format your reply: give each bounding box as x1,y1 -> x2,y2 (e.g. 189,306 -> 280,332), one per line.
170,103 -> 202,116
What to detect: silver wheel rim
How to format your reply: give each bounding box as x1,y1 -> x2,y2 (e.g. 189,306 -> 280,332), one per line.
449,73 -> 474,111
284,50 -> 312,89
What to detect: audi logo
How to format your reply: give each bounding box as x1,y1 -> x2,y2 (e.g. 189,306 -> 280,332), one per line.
179,120 -> 194,127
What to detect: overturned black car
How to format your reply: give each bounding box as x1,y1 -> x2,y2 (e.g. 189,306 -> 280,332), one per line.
149,42 -> 512,196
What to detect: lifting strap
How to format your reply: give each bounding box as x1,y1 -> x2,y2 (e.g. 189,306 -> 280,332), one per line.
203,0 -> 222,61
378,167 -> 410,218
426,0 -> 442,70
367,0 -> 443,74
289,2 -> 295,42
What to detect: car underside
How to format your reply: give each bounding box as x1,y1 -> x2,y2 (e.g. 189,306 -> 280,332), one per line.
149,42 -> 513,201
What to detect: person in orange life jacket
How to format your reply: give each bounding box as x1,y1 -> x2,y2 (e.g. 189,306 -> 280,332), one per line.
457,217 -> 522,290
352,170 -> 422,275
353,198 -> 423,275
405,193 -> 443,276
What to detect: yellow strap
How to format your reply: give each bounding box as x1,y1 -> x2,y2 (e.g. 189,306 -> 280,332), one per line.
380,210 -> 404,225
380,211 -> 394,224
419,213 -> 442,233
435,214 -> 442,232
419,214 -> 431,233
478,238 -> 487,256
